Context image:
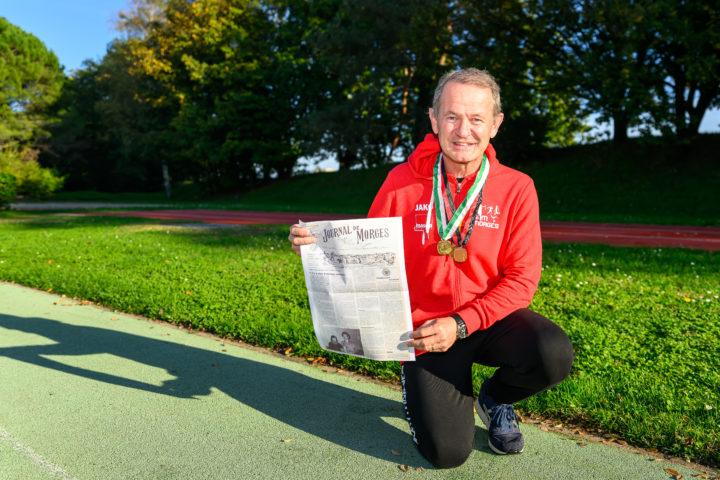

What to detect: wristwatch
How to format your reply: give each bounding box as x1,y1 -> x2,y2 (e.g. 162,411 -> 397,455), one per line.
451,314 -> 468,339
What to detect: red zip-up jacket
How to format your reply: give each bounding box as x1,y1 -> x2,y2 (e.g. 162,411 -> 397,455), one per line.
368,134 -> 542,341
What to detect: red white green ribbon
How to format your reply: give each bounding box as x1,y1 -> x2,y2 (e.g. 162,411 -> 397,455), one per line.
424,152 -> 489,241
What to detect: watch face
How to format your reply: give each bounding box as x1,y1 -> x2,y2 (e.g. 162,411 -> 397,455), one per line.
455,318 -> 468,339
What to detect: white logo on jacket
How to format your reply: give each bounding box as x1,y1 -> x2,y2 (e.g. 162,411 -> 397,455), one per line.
476,205 -> 501,229
413,204 -> 431,231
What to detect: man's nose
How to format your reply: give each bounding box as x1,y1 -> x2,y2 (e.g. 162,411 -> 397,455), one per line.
456,118 -> 470,137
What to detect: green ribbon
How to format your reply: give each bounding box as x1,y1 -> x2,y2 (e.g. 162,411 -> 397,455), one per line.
432,152 -> 489,241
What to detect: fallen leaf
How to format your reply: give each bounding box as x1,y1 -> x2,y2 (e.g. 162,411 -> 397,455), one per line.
577,442 -> 588,446
664,468 -> 681,479
692,475 -> 708,479
416,467 -> 425,471
81,300 -> 92,305
111,317 -> 119,321
185,291 -> 193,295
540,426 -> 549,432
398,465 -> 410,472
281,439 -> 293,443
311,357 -> 327,366
47,260 -> 52,264
284,347 -> 293,355
391,449 -> 401,456
47,288 -> 52,292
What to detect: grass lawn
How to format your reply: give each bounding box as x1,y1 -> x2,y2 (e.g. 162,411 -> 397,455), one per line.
0,213 -> 717,466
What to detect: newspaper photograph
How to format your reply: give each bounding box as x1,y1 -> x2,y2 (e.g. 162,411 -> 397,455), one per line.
299,217 -> 415,362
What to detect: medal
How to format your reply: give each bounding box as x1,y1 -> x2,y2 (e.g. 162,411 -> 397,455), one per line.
424,152 -> 490,261
437,240 -> 453,255
451,247 -> 468,263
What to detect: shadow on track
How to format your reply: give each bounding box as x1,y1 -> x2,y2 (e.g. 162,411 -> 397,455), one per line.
0,313 -> 436,466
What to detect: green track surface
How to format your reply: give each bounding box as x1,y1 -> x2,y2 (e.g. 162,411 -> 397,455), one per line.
1,281 -> 715,479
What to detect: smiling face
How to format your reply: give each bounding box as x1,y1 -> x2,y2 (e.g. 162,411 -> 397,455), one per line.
429,81 -> 504,177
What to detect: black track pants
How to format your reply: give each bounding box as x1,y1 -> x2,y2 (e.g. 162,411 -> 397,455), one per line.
400,308 -> 574,468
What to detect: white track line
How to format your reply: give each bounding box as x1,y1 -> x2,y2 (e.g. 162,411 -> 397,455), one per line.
0,426 -> 78,480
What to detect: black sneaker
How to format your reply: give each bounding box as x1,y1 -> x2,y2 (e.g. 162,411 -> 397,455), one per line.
475,379 -> 525,454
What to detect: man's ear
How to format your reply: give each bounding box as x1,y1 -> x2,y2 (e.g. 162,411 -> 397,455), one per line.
490,113 -> 504,138
429,108 -> 439,134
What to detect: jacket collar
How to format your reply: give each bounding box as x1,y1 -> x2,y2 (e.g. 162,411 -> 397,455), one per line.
407,134 -> 497,180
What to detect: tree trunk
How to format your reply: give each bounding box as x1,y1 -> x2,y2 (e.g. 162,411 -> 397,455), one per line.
162,163 -> 172,199
612,115 -> 628,143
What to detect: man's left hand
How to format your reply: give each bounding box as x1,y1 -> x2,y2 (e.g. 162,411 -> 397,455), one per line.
408,317 -> 457,353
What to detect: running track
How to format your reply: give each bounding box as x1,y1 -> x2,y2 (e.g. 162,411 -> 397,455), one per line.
95,209 -> 720,251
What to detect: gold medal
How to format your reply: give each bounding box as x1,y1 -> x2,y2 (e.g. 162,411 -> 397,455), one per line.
437,240 -> 453,255
452,247 -> 468,263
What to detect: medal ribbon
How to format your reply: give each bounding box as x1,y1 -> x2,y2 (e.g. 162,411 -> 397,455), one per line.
441,159 -> 485,247
427,152 -> 489,241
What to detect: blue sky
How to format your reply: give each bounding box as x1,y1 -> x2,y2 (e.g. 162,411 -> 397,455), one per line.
2,1 -> 718,134
2,0 -> 127,72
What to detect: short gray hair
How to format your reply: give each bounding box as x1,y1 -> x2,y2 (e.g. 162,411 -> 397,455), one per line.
431,68 -> 502,118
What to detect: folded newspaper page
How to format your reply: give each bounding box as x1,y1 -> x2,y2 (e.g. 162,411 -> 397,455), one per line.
299,217 -> 415,361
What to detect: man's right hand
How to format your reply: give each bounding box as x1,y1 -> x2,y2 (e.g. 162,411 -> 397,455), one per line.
288,224 -> 316,256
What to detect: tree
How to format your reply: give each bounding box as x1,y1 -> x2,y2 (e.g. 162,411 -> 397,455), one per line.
118,0 -> 305,191
456,0 -> 587,158
651,0 -> 720,138
0,17 -> 65,197
533,0 -> 663,143
0,17 -> 64,147
44,42 -> 173,192
298,0 -> 456,169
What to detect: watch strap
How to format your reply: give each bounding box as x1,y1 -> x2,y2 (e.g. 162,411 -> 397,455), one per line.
450,313 -> 468,339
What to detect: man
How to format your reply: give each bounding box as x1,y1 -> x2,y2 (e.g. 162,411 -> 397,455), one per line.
289,68 -> 574,468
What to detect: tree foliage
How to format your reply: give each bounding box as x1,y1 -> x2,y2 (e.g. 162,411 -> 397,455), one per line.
46,42 -> 171,192
38,0 -> 720,193
118,0 -> 304,190
0,17 -> 64,147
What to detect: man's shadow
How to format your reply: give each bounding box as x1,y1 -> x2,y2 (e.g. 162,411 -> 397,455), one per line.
0,313 -> 442,465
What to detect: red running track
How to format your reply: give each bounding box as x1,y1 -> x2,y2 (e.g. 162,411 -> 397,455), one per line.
97,209 -> 720,251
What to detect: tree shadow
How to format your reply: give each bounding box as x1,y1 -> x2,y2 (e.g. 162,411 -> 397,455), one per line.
0,313 -> 428,466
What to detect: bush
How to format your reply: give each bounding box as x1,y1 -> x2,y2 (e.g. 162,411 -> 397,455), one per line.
0,147 -> 64,198
0,172 -> 16,206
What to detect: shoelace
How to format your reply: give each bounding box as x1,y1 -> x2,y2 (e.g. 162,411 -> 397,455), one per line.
491,404 -> 520,433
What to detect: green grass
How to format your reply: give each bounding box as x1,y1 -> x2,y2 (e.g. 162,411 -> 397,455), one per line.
0,213 -> 718,465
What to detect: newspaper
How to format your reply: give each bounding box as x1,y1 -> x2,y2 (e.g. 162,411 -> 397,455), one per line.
299,217 -> 415,361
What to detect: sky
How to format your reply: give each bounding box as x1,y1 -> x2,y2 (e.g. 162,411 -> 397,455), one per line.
2,0 -> 719,135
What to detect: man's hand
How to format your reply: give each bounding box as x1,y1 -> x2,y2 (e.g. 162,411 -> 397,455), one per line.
288,224 -> 317,256
407,317 -> 457,352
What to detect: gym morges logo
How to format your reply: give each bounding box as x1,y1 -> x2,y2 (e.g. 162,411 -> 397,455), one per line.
475,205 -> 501,229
